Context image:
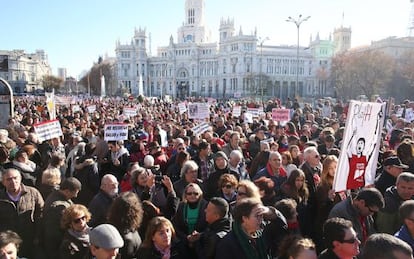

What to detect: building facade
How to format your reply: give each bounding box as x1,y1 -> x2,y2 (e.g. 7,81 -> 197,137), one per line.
0,49 -> 51,93
115,0 -> 349,100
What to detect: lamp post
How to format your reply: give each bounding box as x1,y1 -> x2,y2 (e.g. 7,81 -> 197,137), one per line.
258,37 -> 269,105
286,14 -> 310,98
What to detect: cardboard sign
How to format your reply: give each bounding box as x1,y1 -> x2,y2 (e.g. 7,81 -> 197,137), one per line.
272,108 -> 290,121
104,124 -> 128,141
34,119 -> 63,143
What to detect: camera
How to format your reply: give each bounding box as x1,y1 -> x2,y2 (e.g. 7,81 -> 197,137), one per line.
150,166 -> 163,186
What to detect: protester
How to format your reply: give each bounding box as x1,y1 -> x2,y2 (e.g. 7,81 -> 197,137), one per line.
0,168 -> 44,258
59,204 -> 91,259
0,231 -> 23,259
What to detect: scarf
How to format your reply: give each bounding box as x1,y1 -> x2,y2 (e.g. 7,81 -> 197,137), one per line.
265,163 -> 286,178
232,222 -> 268,259
13,160 -> 36,173
68,227 -> 90,244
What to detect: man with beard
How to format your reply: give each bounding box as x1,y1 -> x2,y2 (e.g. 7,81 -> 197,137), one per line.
88,174 -> 119,227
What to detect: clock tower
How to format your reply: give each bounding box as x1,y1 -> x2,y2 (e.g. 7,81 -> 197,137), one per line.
177,0 -> 211,43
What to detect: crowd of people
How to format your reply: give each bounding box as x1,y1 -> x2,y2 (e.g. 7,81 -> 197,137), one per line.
0,96 -> 414,259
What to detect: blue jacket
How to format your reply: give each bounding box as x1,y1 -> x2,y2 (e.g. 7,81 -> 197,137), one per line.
395,224 -> 414,250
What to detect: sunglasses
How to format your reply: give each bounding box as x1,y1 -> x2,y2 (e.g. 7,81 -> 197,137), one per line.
72,216 -> 86,224
341,237 -> 358,244
186,192 -> 199,196
223,184 -> 233,189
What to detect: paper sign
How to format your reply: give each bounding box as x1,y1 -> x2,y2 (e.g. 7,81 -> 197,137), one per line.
123,107 -> 137,117
104,124 -> 129,141
272,108 -> 291,121
232,106 -> 242,117
34,119 -> 63,143
247,107 -> 263,118
178,102 -> 187,114
72,105 -> 80,113
188,103 -> 210,120
191,122 -> 211,136
244,113 -> 253,123
87,105 -> 96,113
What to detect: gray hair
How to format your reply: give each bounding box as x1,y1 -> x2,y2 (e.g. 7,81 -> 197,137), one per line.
303,146 -> 318,161
229,150 -> 243,160
397,172 -> 414,184
180,160 -> 199,178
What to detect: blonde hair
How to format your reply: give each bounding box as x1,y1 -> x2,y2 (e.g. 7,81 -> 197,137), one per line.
42,168 -> 61,186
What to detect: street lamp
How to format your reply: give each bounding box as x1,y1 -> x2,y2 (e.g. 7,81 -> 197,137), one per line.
258,36 -> 269,105
286,14 -> 310,98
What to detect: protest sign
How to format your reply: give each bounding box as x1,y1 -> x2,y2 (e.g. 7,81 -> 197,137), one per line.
191,122 -> 211,136
178,102 -> 187,114
188,103 -> 209,120
272,108 -> 290,121
87,105 -> 96,113
123,107 -> 137,117
34,119 -> 63,143
232,106 -> 242,117
104,124 -> 129,141
333,101 -> 385,192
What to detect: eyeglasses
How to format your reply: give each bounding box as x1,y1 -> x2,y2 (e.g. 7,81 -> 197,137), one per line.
178,147 -> 186,151
341,237 -> 359,244
186,192 -> 199,196
72,216 -> 86,224
237,191 -> 247,196
223,184 -> 233,189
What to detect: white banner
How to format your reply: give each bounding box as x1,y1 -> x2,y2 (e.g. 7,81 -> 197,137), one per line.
333,101 -> 385,192
188,103 -> 210,120
33,119 -> 63,143
104,124 -> 129,141
191,122 -> 211,136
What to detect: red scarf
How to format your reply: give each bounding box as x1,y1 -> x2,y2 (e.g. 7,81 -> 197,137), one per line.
266,163 -> 287,177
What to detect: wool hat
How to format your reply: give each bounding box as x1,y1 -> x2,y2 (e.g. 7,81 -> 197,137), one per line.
214,151 -> 228,161
89,224 -> 124,249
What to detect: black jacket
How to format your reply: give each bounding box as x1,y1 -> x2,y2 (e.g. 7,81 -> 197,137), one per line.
88,190 -> 116,227
172,199 -> 209,244
136,239 -> 190,259
197,217 -> 231,259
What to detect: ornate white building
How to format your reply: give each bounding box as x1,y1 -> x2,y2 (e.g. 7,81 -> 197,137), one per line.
0,49 -> 51,93
115,0 -> 350,100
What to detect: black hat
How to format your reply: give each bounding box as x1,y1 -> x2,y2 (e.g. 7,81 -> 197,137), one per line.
383,156 -> 409,169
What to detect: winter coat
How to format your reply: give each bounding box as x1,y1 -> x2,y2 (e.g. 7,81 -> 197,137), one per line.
376,186 -> 405,234
88,190 -> 116,227
42,190 -> 74,259
73,157 -> 100,206
0,184 -> 44,258
196,217 -> 231,259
